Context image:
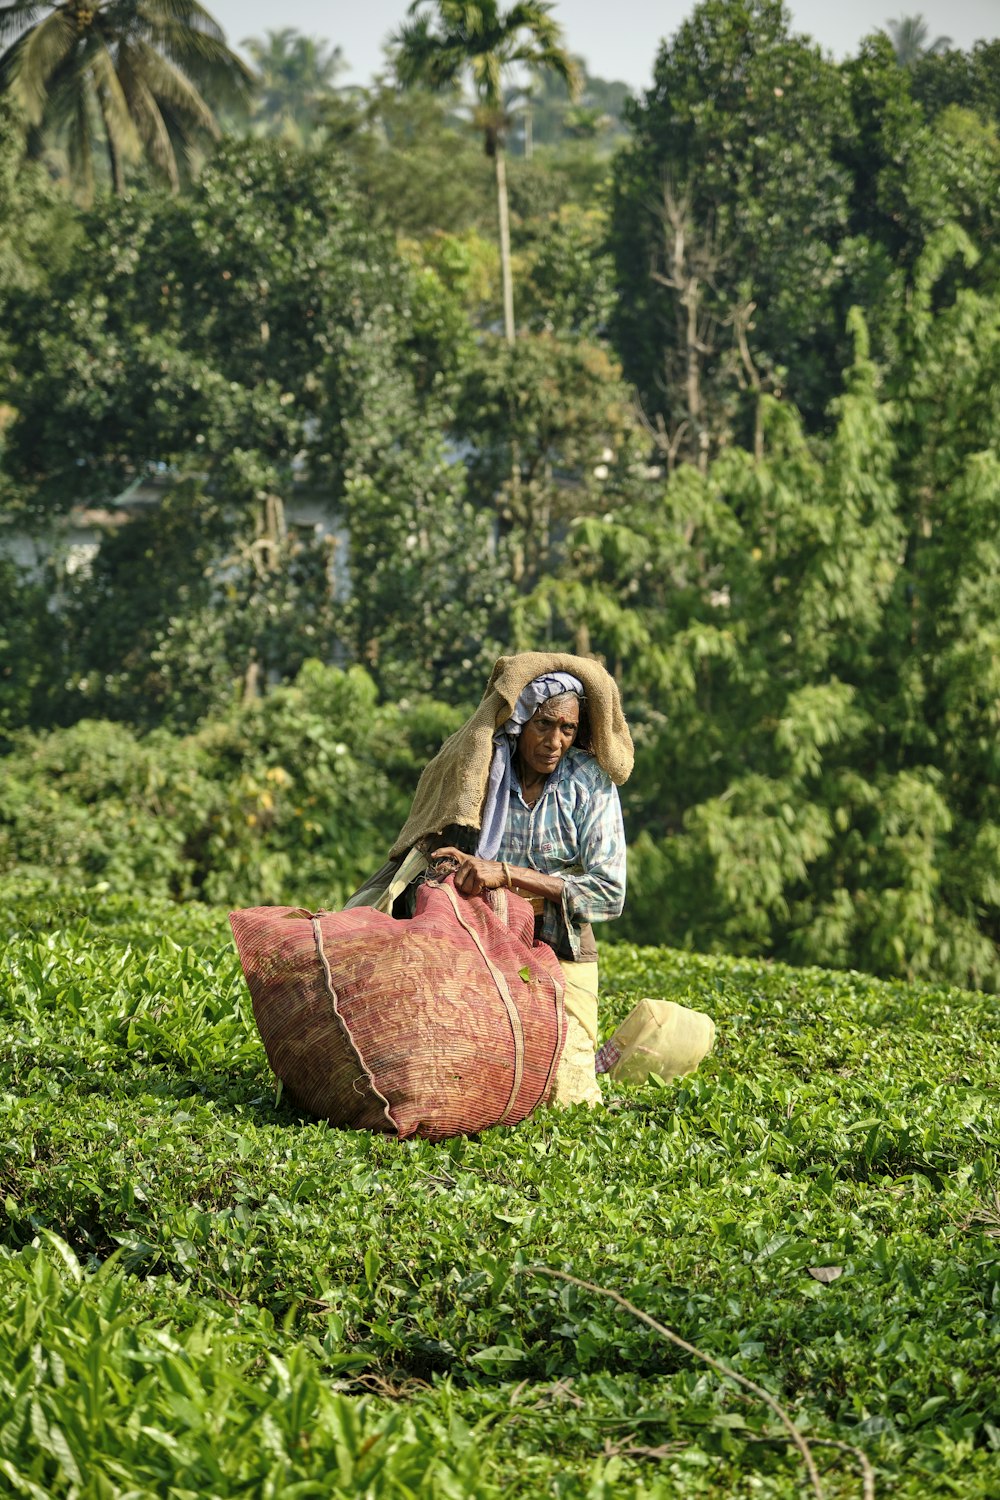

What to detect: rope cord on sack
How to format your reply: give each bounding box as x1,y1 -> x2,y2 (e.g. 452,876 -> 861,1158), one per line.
536,970 -> 566,1105
310,916 -> 396,1133
441,884 -> 525,1123
486,885 -> 565,1103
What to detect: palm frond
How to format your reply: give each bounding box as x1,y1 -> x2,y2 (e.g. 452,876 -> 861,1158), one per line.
504,2 -> 560,34
149,75 -> 216,187
0,12 -> 76,121
65,79 -> 94,202
137,16 -> 252,109
133,0 -> 229,46
88,42 -> 143,160
130,37 -> 217,133
392,17 -> 465,93
0,1 -> 47,49
118,47 -> 180,187
507,39 -> 578,92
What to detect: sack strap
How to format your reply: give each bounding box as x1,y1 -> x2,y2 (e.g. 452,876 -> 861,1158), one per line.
487,885 -> 566,1107
311,916 -> 396,1131
441,884 -> 525,1124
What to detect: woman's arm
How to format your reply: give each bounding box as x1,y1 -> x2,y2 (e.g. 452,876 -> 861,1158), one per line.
433,847 -> 564,904
559,780 -> 626,926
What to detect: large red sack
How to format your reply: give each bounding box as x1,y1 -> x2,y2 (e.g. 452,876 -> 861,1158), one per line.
229,877 -> 566,1141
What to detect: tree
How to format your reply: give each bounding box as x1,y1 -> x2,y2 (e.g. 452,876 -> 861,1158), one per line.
0,0 -> 251,197
909,39 -> 1000,135
0,95 -> 73,293
0,92 -> 77,352
241,27 -> 344,145
2,139 -> 389,521
517,202 -> 616,338
883,229 -> 1000,977
840,35 -> 1000,313
0,136 -> 506,716
885,14 -> 952,68
392,0 -> 578,343
453,329 -> 637,589
512,236 -> 1000,990
316,79 -> 494,238
609,0 -> 855,449
0,92 -> 79,534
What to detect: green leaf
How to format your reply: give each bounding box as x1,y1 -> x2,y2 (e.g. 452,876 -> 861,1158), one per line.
469,1345 -> 526,1366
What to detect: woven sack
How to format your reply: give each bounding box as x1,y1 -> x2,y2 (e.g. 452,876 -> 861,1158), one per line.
229,877 -> 566,1141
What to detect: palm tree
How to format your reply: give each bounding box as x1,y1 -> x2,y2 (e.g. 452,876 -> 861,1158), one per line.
392,0 -> 578,343
241,28 -> 344,145
885,15 -> 953,67
0,0 -> 252,198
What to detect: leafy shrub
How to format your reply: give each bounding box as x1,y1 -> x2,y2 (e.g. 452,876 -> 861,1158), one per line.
0,1239 -> 500,1499
0,661 -> 468,909
0,558 -> 64,742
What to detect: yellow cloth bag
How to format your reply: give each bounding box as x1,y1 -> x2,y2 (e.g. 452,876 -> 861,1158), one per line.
548,960 -> 602,1107
602,999 -> 715,1084
557,959 -> 599,1044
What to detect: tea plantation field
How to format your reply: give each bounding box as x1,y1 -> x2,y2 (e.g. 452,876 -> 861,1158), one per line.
1,883 -> 998,1499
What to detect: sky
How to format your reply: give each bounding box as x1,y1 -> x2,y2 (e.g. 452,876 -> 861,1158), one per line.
207,0 -> 999,92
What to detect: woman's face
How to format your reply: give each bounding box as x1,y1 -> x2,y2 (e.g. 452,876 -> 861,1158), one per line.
519,694 -> 580,777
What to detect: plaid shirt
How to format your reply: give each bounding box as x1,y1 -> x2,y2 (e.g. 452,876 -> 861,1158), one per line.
496,747 -> 626,961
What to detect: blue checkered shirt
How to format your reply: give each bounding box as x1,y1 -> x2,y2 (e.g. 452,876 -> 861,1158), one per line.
496,747 -> 626,960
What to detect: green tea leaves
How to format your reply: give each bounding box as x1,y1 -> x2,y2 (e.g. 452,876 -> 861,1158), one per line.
0,906 -> 997,1494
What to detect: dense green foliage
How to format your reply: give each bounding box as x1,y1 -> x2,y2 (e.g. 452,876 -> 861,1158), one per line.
608,3 -> 999,446
1,898 -> 998,1495
0,134 -> 504,711
609,0 -> 856,442
2,0 -> 1000,989
531,286 -> 1000,991
0,663 -> 465,908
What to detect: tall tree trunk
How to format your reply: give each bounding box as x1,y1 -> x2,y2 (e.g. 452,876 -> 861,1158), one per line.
495,145 -> 515,345
655,187 -> 719,471
683,280 -> 705,473
98,91 -> 127,196
495,142 -> 521,557
107,133 -> 126,196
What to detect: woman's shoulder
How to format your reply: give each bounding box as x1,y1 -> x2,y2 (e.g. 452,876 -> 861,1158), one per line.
560,747 -> 616,793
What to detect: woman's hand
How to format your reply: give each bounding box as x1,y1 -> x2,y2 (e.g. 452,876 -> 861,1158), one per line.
432,847 -> 507,899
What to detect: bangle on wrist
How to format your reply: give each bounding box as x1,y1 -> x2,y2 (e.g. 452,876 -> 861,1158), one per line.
501,860 -> 513,889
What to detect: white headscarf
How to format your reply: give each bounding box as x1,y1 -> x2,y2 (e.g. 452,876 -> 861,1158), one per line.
475,671 -> 584,859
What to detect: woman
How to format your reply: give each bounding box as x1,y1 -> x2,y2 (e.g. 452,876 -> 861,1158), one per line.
353,653 -> 633,1107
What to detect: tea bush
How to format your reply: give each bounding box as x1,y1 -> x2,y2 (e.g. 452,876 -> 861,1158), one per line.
1,893 -> 998,1497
